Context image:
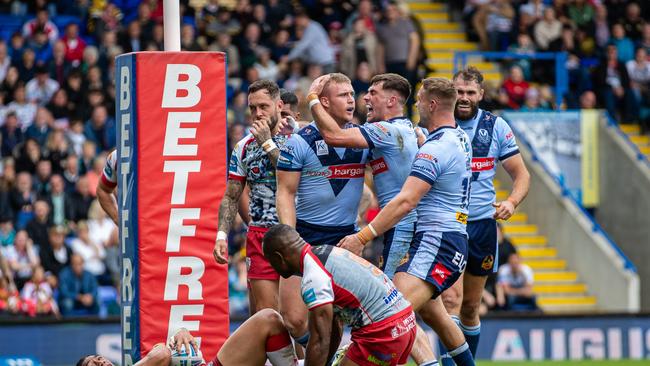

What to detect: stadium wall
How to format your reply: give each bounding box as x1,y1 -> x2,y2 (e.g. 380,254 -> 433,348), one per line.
497,138 -> 639,312
595,118 -> 650,310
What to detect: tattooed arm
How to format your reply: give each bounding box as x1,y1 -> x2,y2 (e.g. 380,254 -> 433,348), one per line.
213,179 -> 245,264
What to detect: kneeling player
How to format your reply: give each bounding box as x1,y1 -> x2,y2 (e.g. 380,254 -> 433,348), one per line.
263,224 -> 416,366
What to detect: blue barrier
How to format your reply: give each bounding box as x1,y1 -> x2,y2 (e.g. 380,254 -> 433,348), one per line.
453,51 -> 569,111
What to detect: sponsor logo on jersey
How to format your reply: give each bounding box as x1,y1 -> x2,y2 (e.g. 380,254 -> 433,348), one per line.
302,288 -> 317,304
471,157 -> 495,172
370,157 -> 389,175
383,287 -> 400,305
456,212 -> 468,225
416,152 -> 437,162
316,140 -> 328,156
431,263 -> 451,285
328,163 -> 365,179
481,255 -> 494,271
477,128 -> 491,143
505,131 -> 514,140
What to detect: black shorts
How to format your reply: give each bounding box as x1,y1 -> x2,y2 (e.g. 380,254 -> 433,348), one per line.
296,219 -> 357,246
466,218 -> 498,276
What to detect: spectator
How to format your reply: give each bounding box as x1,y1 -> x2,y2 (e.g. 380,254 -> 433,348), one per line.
344,0 -> 376,34
610,23 -> 636,63
26,66 -> 59,106
253,47 -> 279,82
29,29 -> 52,66
66,119 -> 86,157
639,24 -> 650,56
206,7 -> 241,39
567,0 -> 594,29
84,105 -> 116,152
44,174 -> 70,227
9,171 -> 36,228
520,87 -> 549,111
25,108 -> 53,146
211,33 -> 240,78
63,70 -> 84,115
137,2 -> 156,45
44,130 -> 71,174
0,41 -> 10,83
626,48 -> 650,105
620,2 -> 644,41
4,230 -> 39,289
594,44 -> 637,122
285,10 -> 336,73
375,1 -> 419,116
78,141 -> 96,175
85,156 -> 105,197
496,252 -> 539,311
508,33 -> 536,80
519,0 -> 546,32
534,8 -> 563,51
57,253 -> 98,316
87,200 -> 115,251
180,23 -> 202,52
22,9 -> 59,44
69,220 -> 106,280
0,217 -> 15,248
62,23 -> 86,66
46,88 -> 71,122
61,154 -> 80,193
67,176 -> 93,223
32,159 -> 52,197
1,112 -> 24,157
579,90 -> 598,109
1,67 -> 20,103
39,225 -> 71,279
502,65 -> 530,109
269,28 -> 291,65
351,61 -> 372,96
20,265 -> 58,317
0,276 -> 20,315
7,85 -> 37,129
25,199 -> 50,248
340,18 -> 378,77
594,5 -> 611,49
120,21 -> 144,54
8,33 -> 27,62
472,0 -> 515,51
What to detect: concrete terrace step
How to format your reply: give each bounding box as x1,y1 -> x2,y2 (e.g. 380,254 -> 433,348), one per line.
504,212 -> 528,223
524,259 -> 566,270
533,283 -> 588,294
629,135 -> 650,145
425,33 -> 467,41
510,235 -> 548,246
639,146 -> 650,155
501,224 -> 538,236
414,12 -> 449,22
537,295 -> 597,307
425,42 -> 477,51
518,247 -> 558,258
619,124 -> 641,135
534,271 -> 578,283
422,22 -> 461,31
407,2 -> 446,11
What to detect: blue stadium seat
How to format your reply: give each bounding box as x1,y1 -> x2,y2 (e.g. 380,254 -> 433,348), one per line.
98,285 -> 118,318
52,15 -> 82,30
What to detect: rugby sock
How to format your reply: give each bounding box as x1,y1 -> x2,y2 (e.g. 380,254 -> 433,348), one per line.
449,342 -> 475,366
438,315 -> 460,366
419,361 -> 439,366
459,322 -> 480,357
266,331 -> 298,366
294,331 -> 310,347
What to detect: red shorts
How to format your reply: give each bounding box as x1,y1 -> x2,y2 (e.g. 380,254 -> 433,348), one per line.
346,307 -> 416,366
246,226 -> 280,281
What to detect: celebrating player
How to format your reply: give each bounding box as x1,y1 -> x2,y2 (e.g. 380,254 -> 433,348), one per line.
214,80 -> 288,313
275,73 -> 369,344
263,224 -> 416,366
431,67 -> 530,365
339,78 -> 476,366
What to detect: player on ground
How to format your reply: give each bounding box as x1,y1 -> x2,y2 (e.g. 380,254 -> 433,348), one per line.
263,224 -> 417,366
275,73 -> 369,344
96,150 -> 118,225
431,67 -> 530,365
339,78 -> 476,366
213,80 -> 288,313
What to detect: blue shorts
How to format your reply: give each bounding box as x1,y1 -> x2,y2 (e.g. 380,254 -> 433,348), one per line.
466,218 -> 498,276
296,219 -> 357,246
380,223 -> 415,279
396,230 -> 468,298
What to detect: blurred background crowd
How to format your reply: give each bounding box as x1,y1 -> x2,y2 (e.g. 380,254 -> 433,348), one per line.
0,0 -> 646,318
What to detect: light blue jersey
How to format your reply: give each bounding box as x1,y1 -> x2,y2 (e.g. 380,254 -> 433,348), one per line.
409,126 -> 472,235
277,122 -> 369,227
359,117 -> 419,225
457,109 -> 520,221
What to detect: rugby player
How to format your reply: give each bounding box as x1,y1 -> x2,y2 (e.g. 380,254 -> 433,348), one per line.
263,224 -> 416,366
432,67 -> 530,365
275,73 -> 369,345
96,150 -> 118,225
339,78 -> 476,366
214,80 -> 288,313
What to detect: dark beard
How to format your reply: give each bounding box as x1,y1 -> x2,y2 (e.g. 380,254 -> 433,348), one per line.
454,102 -> 479,121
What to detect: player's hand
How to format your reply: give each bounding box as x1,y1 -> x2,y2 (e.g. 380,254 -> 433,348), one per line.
308,74 -> 331,96
337,234 -> 364,256
213,239 -> 228,264
172,328 -> 198,355
251,118 -> 273,144
493,199 -> 515,220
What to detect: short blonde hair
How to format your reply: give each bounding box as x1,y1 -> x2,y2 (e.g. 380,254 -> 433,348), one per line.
322,73 -> 352,97
420,77 -> 457,108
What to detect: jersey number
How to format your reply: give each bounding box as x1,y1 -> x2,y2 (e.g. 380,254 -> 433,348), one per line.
460,177 -> 470,210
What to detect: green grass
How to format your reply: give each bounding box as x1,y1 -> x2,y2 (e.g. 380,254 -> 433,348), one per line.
404,361 -> 648,366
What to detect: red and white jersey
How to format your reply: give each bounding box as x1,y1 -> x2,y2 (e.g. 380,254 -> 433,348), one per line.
101,150 -> 118,189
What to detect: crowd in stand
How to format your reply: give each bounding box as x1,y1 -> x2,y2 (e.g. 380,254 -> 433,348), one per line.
457,0 -> 650,131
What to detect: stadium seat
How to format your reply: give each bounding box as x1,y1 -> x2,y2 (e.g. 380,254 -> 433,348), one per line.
97,286 -> 119,318
52,15 -> 82,30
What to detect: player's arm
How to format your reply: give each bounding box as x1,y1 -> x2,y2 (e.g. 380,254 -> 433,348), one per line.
305,303 -> 334,366
251,119 -> 282,167
276,170 -> 300,227
496,154 -> 530,220
238,185 -> 251,225
214,179 -> 246,264
97,180 -> 118,225
309,100 -> 368,148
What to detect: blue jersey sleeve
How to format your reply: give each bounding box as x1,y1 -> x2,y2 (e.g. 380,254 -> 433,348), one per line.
409,144 -> 442,186
495,117 -> 520,161
277,134 -> 305,171
359,122 -> 396,150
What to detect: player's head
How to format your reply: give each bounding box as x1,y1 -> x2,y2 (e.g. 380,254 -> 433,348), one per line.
416,77 -> 457,129
320,73 -> 355,124
76,355 -> 113,366
364,73 -> 411,122
453,66 -> 484,121
262,224 -> 306,278
248,79 -> 284,130
280,88 -> 301,121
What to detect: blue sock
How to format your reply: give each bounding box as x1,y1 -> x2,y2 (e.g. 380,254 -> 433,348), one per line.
459,322 -> 480,357
294,331 -> 310,347
449,342 -> 475,366
438,315 -> 460,366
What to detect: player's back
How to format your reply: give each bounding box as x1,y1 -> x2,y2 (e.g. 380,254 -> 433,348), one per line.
361,118 -> 418,224
411,126 -> 472,234
301,245 -> 411,329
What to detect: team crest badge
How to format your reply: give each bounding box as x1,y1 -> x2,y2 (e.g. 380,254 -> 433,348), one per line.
316,140 -> 328,156
481,255 -> 494,270
477,128 -> 490,143
399,253 -> 410,266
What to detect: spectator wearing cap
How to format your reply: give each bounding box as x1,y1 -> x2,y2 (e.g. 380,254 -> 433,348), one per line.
39,225 -> 71,278
285,10 -> 336,73
58,253 -> 98,316
1,112 -> 24,157
22,9 -> 59,44
26,66 -> 59,106
62,23 -> 86,65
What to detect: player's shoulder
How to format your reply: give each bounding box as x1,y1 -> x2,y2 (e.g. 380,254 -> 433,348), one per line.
106,150 -> 117,164
294,122 -> 321,145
